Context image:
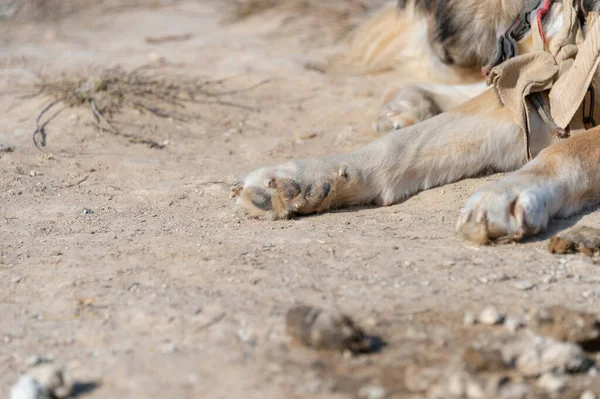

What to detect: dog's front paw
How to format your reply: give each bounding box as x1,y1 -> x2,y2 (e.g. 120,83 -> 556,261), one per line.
374,89 -> 441,133
231,159 -> 363,219
456,180 -> 551,244
375,108 -> 418,132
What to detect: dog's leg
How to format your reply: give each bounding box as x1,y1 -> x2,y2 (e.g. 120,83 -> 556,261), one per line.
457,128 -> 600,244
232,90 -> 554,219
375,81 -> 488,132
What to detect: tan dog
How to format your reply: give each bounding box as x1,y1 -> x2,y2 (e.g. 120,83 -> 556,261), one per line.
231,0 -> 600,244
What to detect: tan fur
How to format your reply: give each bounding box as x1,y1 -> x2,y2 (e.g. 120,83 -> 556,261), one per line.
348,3 -> 483,82
232,1 -> 600,244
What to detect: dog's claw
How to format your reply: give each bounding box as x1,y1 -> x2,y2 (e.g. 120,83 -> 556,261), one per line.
230,181 -> 244,199
457,181 -> 550,244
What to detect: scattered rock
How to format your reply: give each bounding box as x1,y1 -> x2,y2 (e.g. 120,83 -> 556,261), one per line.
536,373 -> 566,394
478,306 -> 504,325
497,382 -> 530,399
11,363 -> 72,399
502,336 -> 592,376
581,390 -> 597,399
10,376 -> 45,399
568,259 -> 598,276
28,363 -> 72,398
528,306 -> 600,345
428,372 -> 484,399
145,33 -> 193,44
294,55 -> 328,74
158,342 -> 177,354
404,366 -> 442,393
463,311 -> 476,326
295,130 -> 319,140
504,316 -> 524,333
549,226 -> 600,256
25,355 -> 45,367
543,275 -> 557,284
237,328 -> 257,346
463,347 -> 506,373
357,384 -> 386,399
285,305 -> 372,353
512,280 -> 535,291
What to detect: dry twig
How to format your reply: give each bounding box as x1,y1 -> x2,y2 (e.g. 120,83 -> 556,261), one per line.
27,65 -> 268,149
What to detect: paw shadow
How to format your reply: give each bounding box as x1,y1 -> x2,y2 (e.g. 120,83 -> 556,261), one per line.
71,381 -> 101,397
291,204 -> 378,219
522,205 -> 600,244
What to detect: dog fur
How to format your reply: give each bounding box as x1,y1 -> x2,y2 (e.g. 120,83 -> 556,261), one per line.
231,0 -> 600,244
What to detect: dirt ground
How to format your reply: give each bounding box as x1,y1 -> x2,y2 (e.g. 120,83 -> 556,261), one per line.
2,1 -> 600,398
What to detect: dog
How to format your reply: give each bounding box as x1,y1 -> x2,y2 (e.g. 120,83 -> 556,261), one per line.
230,0 -> 600,244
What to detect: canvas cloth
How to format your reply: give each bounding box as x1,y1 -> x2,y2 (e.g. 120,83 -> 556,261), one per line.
486,0 -> 600,159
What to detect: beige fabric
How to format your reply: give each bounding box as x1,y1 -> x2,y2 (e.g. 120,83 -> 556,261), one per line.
487,0 -> 600,160
550,14 -> 600,127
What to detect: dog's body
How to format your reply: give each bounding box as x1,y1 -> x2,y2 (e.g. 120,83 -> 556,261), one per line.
231,0 -> 600,244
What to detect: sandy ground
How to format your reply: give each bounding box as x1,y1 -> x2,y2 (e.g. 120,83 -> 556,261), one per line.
1,1 -> 600,398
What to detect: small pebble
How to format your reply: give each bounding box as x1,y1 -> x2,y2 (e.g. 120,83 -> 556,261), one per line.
358,385 -> 386,399
10,376 -> 44,399
499,383 -> 530,399
82,208 -> 93,215
159,342 -> 177,354
504,316 -> 524,333
28,363 -> 72,398
11,363 -> 72,399
12,276 -> 22,284
295,131 -> 318,140
543,275 -> 557,284
0,144 -> 15,153
478,306 -> 504,325
463,312 -> 476,326
286,305 -> 371,353
513,280 -> 535,291
26,355 -> 42,367
445,260 -> 456,267
537,373 -> 566,394
502,336 -> 591,376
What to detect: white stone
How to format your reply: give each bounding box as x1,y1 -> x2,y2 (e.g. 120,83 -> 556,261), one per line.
463,311 -> 476,326
358,385 -> 386,399
537,373 -> 566,394
513,280 -> 535,291
502,336 -> 591,376
504,316 -> 524,333
10,376 -> 47,399
478,306 -> 503,325
27,364 -> 72,398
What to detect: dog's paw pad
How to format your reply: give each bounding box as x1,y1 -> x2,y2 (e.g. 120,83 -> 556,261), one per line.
231,161 -> 352,219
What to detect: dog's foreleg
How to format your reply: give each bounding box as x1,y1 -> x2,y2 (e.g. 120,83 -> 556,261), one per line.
233,90 -> 554,219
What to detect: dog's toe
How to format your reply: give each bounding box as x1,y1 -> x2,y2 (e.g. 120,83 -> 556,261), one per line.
456,183 -> 550,244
